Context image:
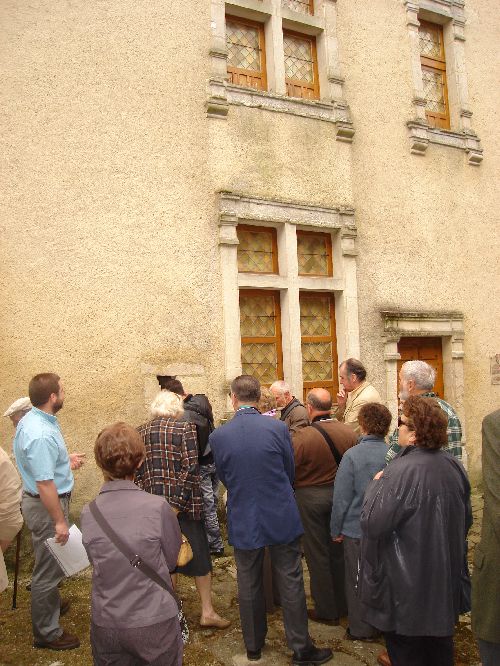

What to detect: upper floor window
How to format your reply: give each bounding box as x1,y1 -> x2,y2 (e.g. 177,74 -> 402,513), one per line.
297,230 -> 332,276
237,225 -> 278,274
226,16 -> 267,91
282,0 -> 314,16
283,31 -> 319,100
419,20 -> 450,129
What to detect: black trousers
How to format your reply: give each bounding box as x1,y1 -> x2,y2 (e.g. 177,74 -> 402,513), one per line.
384,632 -> 454,666
295,485 -> 347,619
234,538 -> 312,654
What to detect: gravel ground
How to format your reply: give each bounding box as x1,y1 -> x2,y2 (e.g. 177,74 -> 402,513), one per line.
0,491 -> 483,666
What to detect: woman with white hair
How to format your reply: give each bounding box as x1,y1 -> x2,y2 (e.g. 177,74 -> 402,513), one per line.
135,391 -> 230,631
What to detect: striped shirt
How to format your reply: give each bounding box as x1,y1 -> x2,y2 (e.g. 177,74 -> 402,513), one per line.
386,392 -> 463,464
135,417 -> 202,520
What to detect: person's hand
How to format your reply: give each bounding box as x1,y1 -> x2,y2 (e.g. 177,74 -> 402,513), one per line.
54,520 -> 70,545
332,535 -> 344,543
373,470 -> 384,480
336,387 -> 347,408
171,507 -> 180,515
69,453 -> 86,470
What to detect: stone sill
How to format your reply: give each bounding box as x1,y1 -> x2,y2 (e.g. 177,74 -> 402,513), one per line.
407,121 -> 483,165
207,80 -> 355,142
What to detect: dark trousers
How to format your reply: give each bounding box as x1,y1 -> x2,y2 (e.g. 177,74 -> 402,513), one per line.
91,617 -> 182,666
343,536 -> 378,638
479,639 -> 500,666
295,485 -> 347,619
384,632 -> 454,666
234,538 -> 312,654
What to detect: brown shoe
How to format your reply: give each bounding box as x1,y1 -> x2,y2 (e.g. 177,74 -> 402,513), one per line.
307,609 -> 339,626
60,598 -> 71,616
34,630 -> 80,650
377,650 -> 391,666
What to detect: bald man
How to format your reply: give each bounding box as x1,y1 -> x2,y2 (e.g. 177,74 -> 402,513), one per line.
292,389 -> 357,625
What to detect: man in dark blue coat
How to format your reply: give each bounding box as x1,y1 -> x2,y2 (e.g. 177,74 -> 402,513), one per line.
210,375 -> 332,665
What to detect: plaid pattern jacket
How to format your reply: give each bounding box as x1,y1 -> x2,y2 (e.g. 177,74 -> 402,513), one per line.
386,392 -> 463,464
135,418 -> 202,520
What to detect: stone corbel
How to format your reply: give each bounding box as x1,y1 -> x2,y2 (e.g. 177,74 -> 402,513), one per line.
340,225 -> 358,257
207,78 -> 229,119
218,214 -> 239,245
403,1 -> 420,27
407,121 -> 429,155
466,146 -> 483,166
451,18 -> 466,41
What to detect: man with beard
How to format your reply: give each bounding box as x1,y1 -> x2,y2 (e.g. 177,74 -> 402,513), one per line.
14,373 -> 85,650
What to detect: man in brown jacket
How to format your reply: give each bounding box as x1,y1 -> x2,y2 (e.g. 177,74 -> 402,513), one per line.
270,381 -> 309,434
472,408 -> 500,666
292,389 -> 357,624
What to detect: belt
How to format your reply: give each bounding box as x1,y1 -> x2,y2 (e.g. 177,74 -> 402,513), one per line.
24,491 -> 72,499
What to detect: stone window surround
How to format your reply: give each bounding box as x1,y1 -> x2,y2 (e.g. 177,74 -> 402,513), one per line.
403,0 -> 483,164
208,0 -> 355,142
381,309 -> 467,465
219,191 -> 360,399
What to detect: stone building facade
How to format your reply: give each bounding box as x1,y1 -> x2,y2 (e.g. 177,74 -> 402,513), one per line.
1,0 -> 498,503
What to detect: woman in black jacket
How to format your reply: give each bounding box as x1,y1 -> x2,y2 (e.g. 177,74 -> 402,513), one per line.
359,396 -> 471,666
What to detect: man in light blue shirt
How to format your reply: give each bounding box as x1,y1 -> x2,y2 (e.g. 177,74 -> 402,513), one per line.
14,373 -> 84,651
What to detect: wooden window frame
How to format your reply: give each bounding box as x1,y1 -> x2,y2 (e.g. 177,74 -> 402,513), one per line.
239,289 -> 284,385
237,225 -> 279,275
419,20 -> 450,130
226,15 -> 267,92
283,29 -> 320,101
300,292 -> 338,401
296,230 -> 333,277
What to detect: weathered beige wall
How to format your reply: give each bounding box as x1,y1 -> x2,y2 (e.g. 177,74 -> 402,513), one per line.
337,0 -> 500,477
1,0 -> 498,506
0,1 -> 226,506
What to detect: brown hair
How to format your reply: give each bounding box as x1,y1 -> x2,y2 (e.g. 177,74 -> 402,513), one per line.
258,387 -> 277,413
231,375 -> 261,403
94,422 -> 145,480
402,395 -> 447,450
29,373 -> 61,407
358,402 -> 392,438
341,358 -> 367,382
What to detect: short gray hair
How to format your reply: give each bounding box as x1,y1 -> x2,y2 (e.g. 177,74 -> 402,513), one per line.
401,360 -> 436,391
150,391 -> 184,419
270,380 -> 290,396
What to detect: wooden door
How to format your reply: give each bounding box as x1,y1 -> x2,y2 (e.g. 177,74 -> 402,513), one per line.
397,337 -> 444,398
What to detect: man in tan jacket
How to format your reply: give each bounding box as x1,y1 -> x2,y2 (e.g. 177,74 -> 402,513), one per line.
0,397 -> 29,592
335,359 -> 381,435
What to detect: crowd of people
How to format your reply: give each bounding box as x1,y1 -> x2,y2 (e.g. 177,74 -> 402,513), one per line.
0,360 -> 498,666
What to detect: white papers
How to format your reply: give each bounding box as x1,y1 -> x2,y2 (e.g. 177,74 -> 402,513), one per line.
45,524 -> 90,576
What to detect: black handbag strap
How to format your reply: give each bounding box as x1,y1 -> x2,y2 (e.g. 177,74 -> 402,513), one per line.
312,422 -> 343,468
88,500 -> 180,608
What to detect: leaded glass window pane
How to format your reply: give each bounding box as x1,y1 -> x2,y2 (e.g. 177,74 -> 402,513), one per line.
240,293 -> 277,337
300,295 -> 331,336
237,228 -> 276,273
241,343 -> 279,384
226,20 -> 261,71
282,0 -> 313,16
419,24 -> 442,59
421,67 -> 446,114
301,342 -> 333,382
284,34 -> 314,82
297,233 -> 331,275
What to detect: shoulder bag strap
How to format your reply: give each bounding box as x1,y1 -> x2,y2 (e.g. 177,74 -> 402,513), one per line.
88,500 -> 180,607
312,423 -> 343,468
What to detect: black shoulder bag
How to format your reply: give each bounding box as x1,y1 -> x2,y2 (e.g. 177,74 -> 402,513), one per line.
88,501 -> 189,643
312,423 -> 343,468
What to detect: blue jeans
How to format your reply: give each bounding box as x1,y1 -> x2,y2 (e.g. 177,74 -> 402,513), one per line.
199,463 -> 223,552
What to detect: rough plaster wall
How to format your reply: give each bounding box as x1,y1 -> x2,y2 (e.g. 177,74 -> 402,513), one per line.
336,0 -> 500,477
0,1 -> 225,507
209,107 -> 353,207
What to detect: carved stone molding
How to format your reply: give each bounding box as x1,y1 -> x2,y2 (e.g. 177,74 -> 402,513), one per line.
407,121 -> 483,164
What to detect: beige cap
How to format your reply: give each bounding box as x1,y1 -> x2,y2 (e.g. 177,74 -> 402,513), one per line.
3,397 -> 32,418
